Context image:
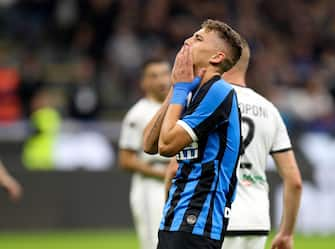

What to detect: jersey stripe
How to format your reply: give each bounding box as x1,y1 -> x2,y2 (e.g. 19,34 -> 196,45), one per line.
203,94 -> 236,238
214,95 -> 241,240
180,161 -> 216,231
193,90 -> 234,140
163,163 -> 193,229
204,124 -> 229,236
192,161 -> 219,236
184,75 -> 221,116
170,165 -> 203,231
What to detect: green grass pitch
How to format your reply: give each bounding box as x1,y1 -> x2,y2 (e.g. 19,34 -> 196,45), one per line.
0,230 -> 334,249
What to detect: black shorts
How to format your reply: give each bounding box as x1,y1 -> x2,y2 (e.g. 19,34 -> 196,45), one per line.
157,231 -> 222,249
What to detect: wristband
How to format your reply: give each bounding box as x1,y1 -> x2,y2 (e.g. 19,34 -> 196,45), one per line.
170,77 -> 202,106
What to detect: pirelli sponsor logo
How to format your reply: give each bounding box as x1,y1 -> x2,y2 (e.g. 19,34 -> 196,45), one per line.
176,142 -> 199,160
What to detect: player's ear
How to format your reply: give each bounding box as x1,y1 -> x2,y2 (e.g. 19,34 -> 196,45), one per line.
209,52 -> 225,65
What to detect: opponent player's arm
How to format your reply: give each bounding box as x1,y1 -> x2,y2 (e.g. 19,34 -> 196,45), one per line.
119,149 -> 166,179
0,161 -> 23,202
143,88 -> 173,154
271,150 -> 302,249
164,158 -> 178,200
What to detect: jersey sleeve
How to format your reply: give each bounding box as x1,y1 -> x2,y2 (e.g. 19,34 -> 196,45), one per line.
119,110 -> 143,151
270,106 -> 292,154
177,83 -> 236,141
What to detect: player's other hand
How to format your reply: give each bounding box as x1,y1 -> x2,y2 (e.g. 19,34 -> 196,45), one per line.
271,233 -> 293,249
2,175 -> 23,203
152,166 -> 167,180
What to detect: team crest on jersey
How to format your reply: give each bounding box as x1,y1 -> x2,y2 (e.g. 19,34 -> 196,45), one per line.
186,215 -> 197,225
176,142 -> 199,160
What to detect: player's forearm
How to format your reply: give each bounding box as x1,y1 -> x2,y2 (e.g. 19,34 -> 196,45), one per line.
273,151 -> 302,236
119,151 -> 166,179
279,179 -> 302,235
138,163 -> 166,179
121,159 -> 165,179
0,163 -> 10,185
0,163 -> 22,202
143,89 -> 172,154
158,104 -> 184,156
143,103 -> 168,154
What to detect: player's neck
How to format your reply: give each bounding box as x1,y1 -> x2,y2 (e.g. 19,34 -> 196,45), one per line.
146,94 -> 164,104
227,78 -> 246,87
199,67 -> 221,86
222,71 -> 246,87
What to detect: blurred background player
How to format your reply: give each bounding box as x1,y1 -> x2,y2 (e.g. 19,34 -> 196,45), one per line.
118,58 -> 171,249
222,39 -> 302,249
0,160 -> 23,202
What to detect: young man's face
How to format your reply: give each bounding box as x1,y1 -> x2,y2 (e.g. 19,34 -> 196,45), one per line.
142,62 -> 171,102
184,28 -> 225,73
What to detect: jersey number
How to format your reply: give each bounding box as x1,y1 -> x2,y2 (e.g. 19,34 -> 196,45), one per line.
240,116 -> 255,170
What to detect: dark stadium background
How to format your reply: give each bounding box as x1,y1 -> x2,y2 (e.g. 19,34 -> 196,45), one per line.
0,0 -> 334,248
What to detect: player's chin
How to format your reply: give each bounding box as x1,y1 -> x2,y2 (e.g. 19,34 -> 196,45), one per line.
158,87 -> 169,95
157,91 -> 168,101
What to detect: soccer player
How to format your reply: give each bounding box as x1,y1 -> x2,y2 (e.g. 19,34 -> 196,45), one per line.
164,38 -> 302,249
118,58 -> 171,249
143,19 -> 242,249
221,38 -> 302,249
0,160 -> 22,202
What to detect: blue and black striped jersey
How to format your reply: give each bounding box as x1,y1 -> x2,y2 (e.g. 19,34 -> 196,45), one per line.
160,75 -> 242,241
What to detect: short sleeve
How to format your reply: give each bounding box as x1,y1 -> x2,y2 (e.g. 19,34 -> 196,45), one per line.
177,82 -> 236,141
270,107 -> 292,154
119,111 -> 143,151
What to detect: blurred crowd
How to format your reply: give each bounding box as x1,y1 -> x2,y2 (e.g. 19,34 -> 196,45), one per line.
0,0 -> 334,133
